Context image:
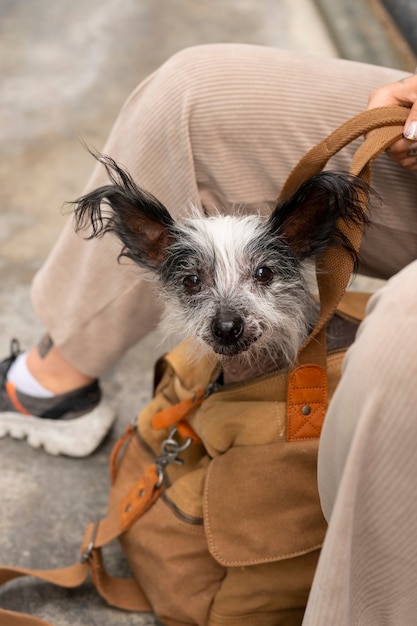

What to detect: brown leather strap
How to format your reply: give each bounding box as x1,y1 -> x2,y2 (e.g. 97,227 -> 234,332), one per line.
280,106 -> 408,199
282,107 -> 408,429
0,609 -> 52,626
0,562 -> 90,626
0,460 -> 159,624
283,106 -> 408,367
89,548 -> 152,611
0,562 -> 89,589
151,388 -> 205,432
0,518 -> 153,625
0,554 -> 151,626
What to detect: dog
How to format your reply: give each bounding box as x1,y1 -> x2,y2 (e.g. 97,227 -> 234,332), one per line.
74,154 -> 368,381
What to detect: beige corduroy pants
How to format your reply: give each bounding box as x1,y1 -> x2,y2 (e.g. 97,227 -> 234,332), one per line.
32,44 -> 417,376
31,44 -> 417,623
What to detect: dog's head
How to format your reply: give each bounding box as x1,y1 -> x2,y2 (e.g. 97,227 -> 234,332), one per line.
74,154 -> 369,365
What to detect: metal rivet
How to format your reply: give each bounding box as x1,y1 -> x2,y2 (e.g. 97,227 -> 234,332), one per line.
138,489 -> 145,498
301,405 -> 312,416
125,503 -> 131,513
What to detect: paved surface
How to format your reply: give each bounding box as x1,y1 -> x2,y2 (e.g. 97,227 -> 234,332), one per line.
0,1 -> 415,624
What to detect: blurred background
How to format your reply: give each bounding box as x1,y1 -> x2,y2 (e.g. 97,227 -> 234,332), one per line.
0,1 -> 415,624
0,0 -> 415,286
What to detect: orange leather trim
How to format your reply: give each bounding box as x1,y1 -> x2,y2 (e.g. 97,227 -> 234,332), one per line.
286,365 -> 327,441
176,419 -> 201,442
5,381 -> 31,415
119,464 -> 162,532
151,388 -> 205,430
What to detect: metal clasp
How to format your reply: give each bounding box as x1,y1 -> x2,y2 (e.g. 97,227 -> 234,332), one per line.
80,521 -> 99,563
155,427 -> 192,488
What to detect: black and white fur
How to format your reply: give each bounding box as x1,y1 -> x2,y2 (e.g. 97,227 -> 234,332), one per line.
74,155 -> 368,372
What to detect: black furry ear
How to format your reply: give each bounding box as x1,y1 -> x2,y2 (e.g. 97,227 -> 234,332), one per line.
269,172 -> 371,265
73,153 -> 175,271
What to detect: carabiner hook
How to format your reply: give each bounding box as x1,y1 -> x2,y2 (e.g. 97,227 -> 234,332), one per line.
155,427 -> 193,488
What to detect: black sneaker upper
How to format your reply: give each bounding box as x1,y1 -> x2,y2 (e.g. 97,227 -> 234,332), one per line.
0,339 -> 101,420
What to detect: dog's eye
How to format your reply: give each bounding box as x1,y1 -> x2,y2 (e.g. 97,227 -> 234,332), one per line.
183,274 -> 202,291
254,266 -> 273,283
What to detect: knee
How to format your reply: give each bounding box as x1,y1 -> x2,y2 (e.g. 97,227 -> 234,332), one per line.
146,43 -> 242,101
120,45 -> 227,122
140,42 -> 273,105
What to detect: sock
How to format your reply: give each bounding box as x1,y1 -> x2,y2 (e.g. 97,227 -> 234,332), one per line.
7,353 -> 55,398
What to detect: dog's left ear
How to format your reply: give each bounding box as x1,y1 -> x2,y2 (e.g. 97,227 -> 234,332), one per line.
73,153 -> 175,271
269,172 -> 369,261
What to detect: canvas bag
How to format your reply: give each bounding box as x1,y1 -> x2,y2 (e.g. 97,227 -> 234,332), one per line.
0,106 -> 409,626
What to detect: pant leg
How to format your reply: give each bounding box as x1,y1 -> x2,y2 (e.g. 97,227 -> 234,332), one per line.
31,44 -> 417,376
303,260 -> 417,625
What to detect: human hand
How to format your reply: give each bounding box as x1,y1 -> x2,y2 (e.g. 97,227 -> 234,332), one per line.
367,73 -> 417,171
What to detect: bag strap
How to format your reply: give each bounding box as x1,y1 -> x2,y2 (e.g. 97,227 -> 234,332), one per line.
0,402 -> 204,625
0,555 -> 152,626
0,107 -> 409,625
0,427 -> 159,625
282,106 -> 408,366
0,541 -> 153,626
280,106 -> 408,197
282,107 -> 408,441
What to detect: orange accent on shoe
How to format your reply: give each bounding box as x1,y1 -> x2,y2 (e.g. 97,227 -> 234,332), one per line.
5,381 -> 31,416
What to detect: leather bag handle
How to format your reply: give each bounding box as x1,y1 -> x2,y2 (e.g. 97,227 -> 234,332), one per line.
282,106 -> 409,366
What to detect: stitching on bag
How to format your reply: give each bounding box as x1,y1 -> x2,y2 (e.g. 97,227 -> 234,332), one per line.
212,544 -> 324,567
291,405 -> 323,439
287,366 -> 327,441
208,609 -> 305,624
209,536 -> 324,567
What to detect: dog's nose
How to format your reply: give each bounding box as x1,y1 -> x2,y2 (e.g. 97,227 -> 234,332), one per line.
211,313 -> 244,344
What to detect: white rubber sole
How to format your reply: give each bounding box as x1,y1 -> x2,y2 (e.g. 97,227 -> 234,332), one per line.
0,399 -> 116,457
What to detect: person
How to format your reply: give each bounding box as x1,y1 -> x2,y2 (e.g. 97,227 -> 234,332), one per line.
1,44 -> 417,621
1,45 -> 416,458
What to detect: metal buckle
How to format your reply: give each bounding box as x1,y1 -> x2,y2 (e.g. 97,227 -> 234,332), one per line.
155,427 -> 192,488
80,521 -> 99,563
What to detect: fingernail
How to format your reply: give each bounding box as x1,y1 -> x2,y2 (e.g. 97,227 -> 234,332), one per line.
404,121 -> 417,140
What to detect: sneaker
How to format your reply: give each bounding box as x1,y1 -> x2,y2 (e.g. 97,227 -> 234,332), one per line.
0,339 -> 116,457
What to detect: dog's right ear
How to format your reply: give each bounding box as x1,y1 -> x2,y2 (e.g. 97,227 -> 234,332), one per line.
268,172 -> 370,265
73,154 -> 175,271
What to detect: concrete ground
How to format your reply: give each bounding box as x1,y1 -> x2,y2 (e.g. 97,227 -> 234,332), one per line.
0,1 -> 415,624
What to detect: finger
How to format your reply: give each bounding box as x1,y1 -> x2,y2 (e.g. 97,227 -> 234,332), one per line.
367,74 -> 416,109
403,100 -> 417,140
366,75 -> 414,143
398,155 -> 417,171
405,142 -> 417,157
386,148 -> 417,171
385,137 -> 417,157
366,75 -> 417,171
